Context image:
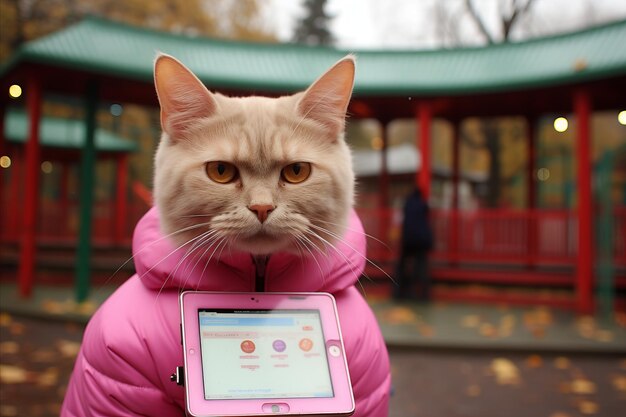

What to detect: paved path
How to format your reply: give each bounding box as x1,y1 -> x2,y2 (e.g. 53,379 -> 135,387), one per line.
1,315 -> 625,417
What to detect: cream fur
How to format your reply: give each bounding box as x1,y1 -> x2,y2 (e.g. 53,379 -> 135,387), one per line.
153,54 -> 355,256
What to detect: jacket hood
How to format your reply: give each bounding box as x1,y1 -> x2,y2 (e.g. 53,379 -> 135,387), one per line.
132,207 -> 366,293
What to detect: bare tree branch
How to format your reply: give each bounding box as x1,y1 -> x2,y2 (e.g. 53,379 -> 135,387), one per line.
465,0 -> 496,44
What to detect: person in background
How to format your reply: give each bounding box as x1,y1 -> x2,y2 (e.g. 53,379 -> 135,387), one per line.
393,187 -> 433,302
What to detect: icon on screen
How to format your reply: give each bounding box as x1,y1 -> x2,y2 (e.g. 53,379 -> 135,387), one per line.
299,338 -> 313,352
272,339 -> 286,352
240,340 -> 256,353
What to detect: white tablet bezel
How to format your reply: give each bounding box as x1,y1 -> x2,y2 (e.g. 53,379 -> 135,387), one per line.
179,291 -> 354,417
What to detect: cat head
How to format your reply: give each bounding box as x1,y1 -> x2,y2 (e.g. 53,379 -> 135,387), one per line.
153,53 -> 356,256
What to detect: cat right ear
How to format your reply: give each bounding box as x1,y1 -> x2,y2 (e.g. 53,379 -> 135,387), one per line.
154,53 -> 217,139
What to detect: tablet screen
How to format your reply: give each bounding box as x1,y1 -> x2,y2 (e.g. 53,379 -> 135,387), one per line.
198,309 -> 334,400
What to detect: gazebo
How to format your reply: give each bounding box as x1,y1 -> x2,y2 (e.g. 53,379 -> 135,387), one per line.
1,17 -> 625,312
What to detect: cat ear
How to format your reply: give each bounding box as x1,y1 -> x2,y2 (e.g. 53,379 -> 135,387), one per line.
154,53 -> 217,138
297,55 -> 355,138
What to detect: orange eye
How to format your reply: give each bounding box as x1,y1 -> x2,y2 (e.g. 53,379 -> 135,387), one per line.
206,161 -> 238,184
281,162 -> 311,184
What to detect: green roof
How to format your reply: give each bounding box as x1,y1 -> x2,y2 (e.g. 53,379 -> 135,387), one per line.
2,16 -> 626,95
4,110 -> 138,152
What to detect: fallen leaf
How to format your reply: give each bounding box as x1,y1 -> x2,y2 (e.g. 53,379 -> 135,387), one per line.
9,322 -> 25,336
57,340 -> 81,358
0,405 -> 18,416
499,314 -> 516,330
0,365 -> 29,384
554,357 -> 571,370
32,349 -> 57,363
570,378 -> 596,394
526,355 -> 543,368
611,374 -> 626,392
593,330 -> 613,343
0,341 -> 19,355
479,323 -> 498,338
465,384 -> 481,397
0,313 -> 12,327
37,367 -> 59,387
381,307 -> 418,325
417,324 -> 434,338
461,315 -> 481,328
490,358 -> 521,385
578,400 -> 599,415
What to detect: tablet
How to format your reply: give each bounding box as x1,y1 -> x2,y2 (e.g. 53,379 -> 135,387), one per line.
179,291 -> 354,416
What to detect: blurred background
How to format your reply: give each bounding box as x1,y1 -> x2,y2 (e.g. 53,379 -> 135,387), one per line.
1,1 -> 625,416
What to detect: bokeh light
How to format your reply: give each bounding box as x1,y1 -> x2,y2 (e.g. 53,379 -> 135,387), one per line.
619,110 -> 626,126
110,103 -> 123,117
41,161 -> 53,174
537,168 -> 550,181
0,156 -> 11,168
9,84 -> 22,98
553,117 -> 568,133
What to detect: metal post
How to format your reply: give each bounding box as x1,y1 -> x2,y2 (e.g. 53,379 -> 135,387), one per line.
75,81 -> 98,302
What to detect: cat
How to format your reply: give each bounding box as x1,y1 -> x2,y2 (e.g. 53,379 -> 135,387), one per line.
153,53 -> 355,261
61,54 -> 391,417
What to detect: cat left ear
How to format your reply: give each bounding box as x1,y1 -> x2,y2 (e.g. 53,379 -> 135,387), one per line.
154,53 -> 217,139
297,55 -> 355,138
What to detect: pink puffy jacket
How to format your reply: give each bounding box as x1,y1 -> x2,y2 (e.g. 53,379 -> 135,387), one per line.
61,207 -> 390,416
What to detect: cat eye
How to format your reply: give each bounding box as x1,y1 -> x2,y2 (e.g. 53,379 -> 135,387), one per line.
281,162 -> 311,184
206,161 -> 238,184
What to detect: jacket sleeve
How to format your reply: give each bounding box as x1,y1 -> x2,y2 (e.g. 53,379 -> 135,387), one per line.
335,286 -> 391,417
61,279 -> 185,417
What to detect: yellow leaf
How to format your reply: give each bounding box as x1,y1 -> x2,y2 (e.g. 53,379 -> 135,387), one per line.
382,307 -> 418,324
490,358 -> 520,385
0,405 -> 18,416
0,365 -> 28,384
460,315 -> 481,328
57,340 -> 81,358
554,357 -> 571,370
0,313 -> 12,327
611,374 -> 626,392
570,378 -> 596,394
0,341 -> 19,355
578,400 -> 599,415
466,384 -> 481,397
526,355 -> 543,368
37,367 -> 59,387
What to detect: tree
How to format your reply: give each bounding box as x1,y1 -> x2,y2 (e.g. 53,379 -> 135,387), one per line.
464,0 -> 535,44
293,0 -> 334,46
0,0 -> 276,63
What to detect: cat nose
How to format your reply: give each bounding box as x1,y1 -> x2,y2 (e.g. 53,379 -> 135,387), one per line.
248,204 -> 275,224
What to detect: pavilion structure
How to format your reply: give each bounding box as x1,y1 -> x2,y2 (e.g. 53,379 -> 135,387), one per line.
1,17 -> 625,311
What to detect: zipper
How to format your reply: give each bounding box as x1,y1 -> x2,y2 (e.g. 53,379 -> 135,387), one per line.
252,255 -> 269,292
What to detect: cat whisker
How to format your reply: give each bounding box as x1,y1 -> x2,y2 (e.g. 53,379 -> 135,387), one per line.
310,217 -> 392,252
307,223 -> 397,285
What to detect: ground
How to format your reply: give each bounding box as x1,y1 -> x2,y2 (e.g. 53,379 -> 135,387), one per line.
1,314 -> 625,417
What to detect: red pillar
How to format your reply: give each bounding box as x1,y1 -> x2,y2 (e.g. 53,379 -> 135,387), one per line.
417,102 -> 432,200
0,105 -> 6,241
450,119 -> 460,263
378,121 -> 389,210
115,154 -> 129,244
59,162 -> 70,238
574,90 -> 593,314
18,77 -> 42,298
526,116 -> 537,266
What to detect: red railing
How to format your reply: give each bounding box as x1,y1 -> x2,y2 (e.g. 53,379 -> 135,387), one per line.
1,198 -> 149,246
355,207 -> 626,271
